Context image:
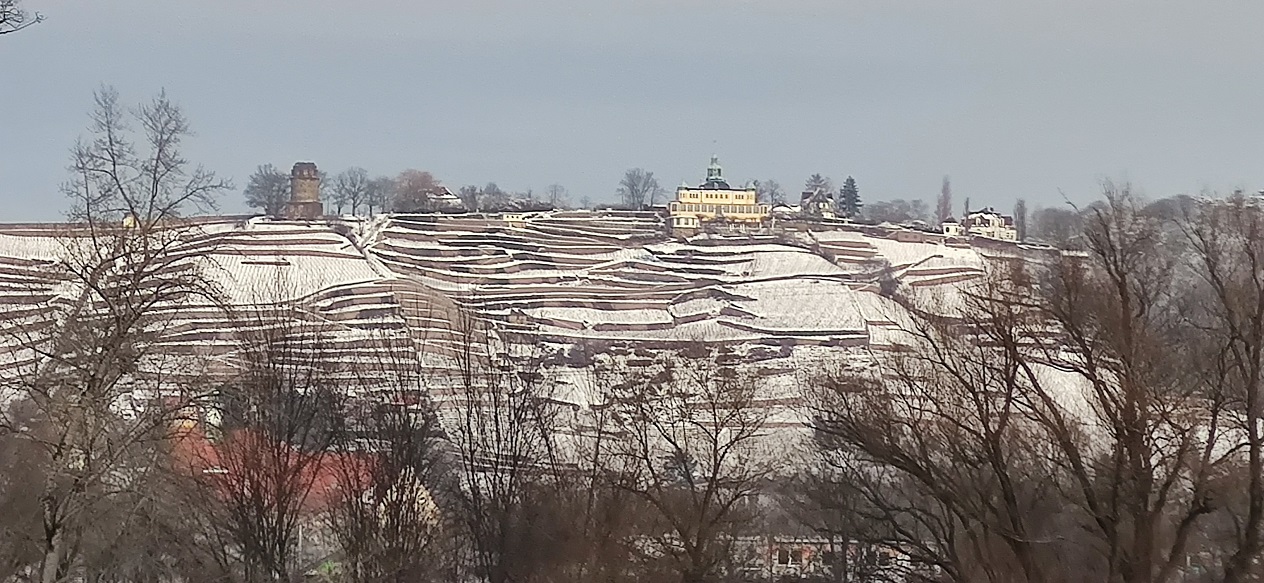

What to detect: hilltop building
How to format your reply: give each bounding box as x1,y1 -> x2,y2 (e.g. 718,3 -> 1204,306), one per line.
668,156 -> 770,233
430,187 -> 465,212
799,188 -> 837,220
942,207 -> 1017,241
285,162 -> 324,219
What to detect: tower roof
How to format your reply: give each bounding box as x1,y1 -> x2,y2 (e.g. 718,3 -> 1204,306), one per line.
291,161 -> 320,179
701,154 -> 730,189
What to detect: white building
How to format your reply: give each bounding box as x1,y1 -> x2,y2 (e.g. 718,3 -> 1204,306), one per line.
942,207 -> 1017,241
799,188 -> 836,219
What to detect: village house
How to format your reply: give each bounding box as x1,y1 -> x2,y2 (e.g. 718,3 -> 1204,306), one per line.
428,186 -> 466,212
798,187 -> 837,220
169,414 -> 441,578
941,207 -> 1017,241
730,536 -> 914,582
668,156 -> 770,233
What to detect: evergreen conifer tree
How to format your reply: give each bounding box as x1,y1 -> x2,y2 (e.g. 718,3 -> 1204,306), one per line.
839,176 -> 862,218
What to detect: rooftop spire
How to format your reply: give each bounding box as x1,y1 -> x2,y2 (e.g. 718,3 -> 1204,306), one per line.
706,154 -> 723,183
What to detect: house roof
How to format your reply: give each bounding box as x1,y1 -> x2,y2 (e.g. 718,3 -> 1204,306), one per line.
799,189 -> 834,205
172,427 -> 374,514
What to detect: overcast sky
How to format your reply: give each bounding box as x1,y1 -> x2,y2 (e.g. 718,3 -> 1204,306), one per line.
3,0 -> 1264,220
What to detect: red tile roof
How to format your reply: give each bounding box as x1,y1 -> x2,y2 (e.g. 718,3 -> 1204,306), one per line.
171,427 -> 373,514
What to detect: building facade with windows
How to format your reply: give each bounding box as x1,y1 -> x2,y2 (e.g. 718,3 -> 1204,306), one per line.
668,156 -> 770,232
942,207 -> 1018,241
799,187 -> 837,219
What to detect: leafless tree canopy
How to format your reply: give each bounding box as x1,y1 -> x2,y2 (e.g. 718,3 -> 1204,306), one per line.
752,179 -> 783,205
618,168 -> 661,210
328,167 -> 371,216
64,87 -> 229,227
1029,206 -> 1082,248
0,87 -> 229,583
595,348 -> 779,583
807,184 -> 1264,583
178,308 -> 350,583
478,183 -> 509,211
455,185 -> 480,213
326,356 -> 450,583
545,184 -> 568,209
390,170 -> 442,213
243,164 -> 291,216
864,198 -> 930,224
0,0 -> 41,36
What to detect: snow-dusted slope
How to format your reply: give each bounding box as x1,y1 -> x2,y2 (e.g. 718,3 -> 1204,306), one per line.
0,212 -> 1009,394
0,211 -> 1035,454
362,213 -> 994,351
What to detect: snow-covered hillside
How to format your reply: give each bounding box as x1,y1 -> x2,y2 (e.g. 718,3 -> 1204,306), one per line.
0,211 -> 1031,429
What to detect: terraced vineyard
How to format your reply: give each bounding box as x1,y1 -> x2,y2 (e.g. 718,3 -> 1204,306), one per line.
0,211 -> 1017,428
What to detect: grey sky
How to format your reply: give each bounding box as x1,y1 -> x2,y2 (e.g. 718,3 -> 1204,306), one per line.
3,0 -> 1264,221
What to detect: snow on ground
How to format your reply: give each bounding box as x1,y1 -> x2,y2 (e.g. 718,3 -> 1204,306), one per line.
0,212 -> 1041,449
0,232 -> 70,261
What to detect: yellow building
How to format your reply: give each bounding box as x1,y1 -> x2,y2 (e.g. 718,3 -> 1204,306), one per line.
668,156 -> 770,231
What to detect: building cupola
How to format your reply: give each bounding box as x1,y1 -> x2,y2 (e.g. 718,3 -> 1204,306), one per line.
702,155 -> 730,189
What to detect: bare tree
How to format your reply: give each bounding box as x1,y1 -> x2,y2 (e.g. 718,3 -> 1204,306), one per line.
809,276 -> 1069,583
752,179 -> 783,205
179,306 -> 348,583
326,334 -> 453,583
778,469 -> 889,583
0,401 -> 47,583
391,170 -> 442,213
445,312 -> 568,583
328,167 -> 371,216
457,185 -> 480,214
64,87 -> 227,225
1174,192 -> 1264,583
936,176 -> 953,223
552,396 -> 645,583
243,164 -> 291,216
618,169 -> 661,210
545,184 -> 569,209
1035,184 -> 1222,583
598,348 -> 778,583
1029,207 -> 1081,248
864,199 -> 930,224
0,0 -> 42,36
0,86 -> 229,583
74,463 -> 212,583
364,176 -> 395,216
480,183 -> 510,212
810,184 -> 1234,583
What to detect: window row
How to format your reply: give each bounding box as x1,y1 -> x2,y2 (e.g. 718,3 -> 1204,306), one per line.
670,203 -> 770,214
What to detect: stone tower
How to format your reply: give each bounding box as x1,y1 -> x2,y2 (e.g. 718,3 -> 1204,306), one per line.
284,162 -> 324,219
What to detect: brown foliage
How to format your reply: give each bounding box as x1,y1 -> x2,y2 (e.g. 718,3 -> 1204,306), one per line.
392,170 -> 443,213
